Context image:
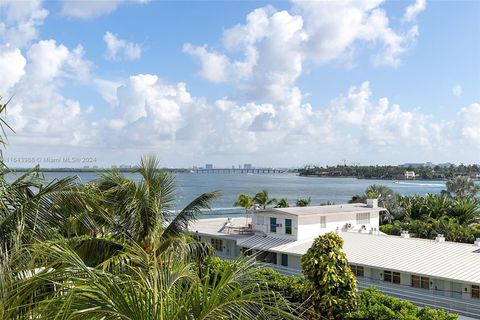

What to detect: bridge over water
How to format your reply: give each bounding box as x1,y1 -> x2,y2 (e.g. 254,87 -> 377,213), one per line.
192,168 -> 285,174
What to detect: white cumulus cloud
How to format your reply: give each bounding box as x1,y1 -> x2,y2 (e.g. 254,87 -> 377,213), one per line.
0,0 -> 48,47
104,31 -> 141,60
403,0 -> 427,22
457,103 -> 480,146
185,1 -> 424,101
0,47 -> 27,93
92,74 -> 468,164
61,0 -> 150,19
2,39 -> 93,147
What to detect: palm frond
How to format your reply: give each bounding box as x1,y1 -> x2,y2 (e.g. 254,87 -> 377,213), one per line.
162,191 -> 220,239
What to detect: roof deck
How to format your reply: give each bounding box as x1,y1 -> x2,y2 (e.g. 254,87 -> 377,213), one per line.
268,203 -> 386,216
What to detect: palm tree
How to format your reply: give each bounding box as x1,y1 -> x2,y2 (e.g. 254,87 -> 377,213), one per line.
275,198 -> 289,208
0,165 -> 94,251
296,197 -> 311,207
6,240 -> 300,320
446,176 -> 480,198
94,154 -> 220,253
253,189 -> 277,209
0,96 -> 14,153
234,193 -> 254,214
450,197 -> 480,225
320,201 -> 334,206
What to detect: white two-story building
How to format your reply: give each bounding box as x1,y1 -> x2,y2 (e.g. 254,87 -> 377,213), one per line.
189,201 -> 480,318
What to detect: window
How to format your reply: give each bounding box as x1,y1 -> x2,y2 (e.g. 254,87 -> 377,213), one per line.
411,275 -> 420,288
383,271 -> 400,284
411,275 -> 430,289
320,216 -> 326,228
285,219 -> 292,235
270,217 -> 277,233
350,264 -> 364,277
472,285 -> 480,299
383,270 -> 392,282
421,277 -> 430,289
393,272 -> 401,284
356,212 -> 370,225
281,254 -> 288,267
211,238 -> 223,251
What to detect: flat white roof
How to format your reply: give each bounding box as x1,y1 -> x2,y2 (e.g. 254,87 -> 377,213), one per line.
189,217 -> 248,240
190,217 -> 480,285
268,203 -> 386,216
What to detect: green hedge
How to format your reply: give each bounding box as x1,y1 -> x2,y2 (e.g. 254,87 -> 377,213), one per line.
346,288 -> 458,320
204,257 -> 458,320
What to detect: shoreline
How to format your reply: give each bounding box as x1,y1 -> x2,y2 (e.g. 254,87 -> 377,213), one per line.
6,168 -> 480,182
300,175 -> 480,182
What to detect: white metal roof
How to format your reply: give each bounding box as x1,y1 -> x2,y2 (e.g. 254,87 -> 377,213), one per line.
237,235 -> 295,251
278,232 -> 480,285
269,203 -> 385,216
190,217 -> 480,285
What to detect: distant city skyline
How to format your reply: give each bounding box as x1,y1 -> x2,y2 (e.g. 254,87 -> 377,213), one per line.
1,0 -> 479,167
5,159 -> 479,170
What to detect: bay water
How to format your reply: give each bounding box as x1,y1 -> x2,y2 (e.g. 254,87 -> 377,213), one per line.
38,172 -> 450,217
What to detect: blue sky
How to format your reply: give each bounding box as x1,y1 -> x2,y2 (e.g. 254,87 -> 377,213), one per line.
0,0 -> 479,168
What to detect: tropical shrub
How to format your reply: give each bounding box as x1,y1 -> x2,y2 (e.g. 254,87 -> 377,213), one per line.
205,257 -> 304,304
380,218 -> 480,243
301,233 -> 357,319
346,288 -> 458,320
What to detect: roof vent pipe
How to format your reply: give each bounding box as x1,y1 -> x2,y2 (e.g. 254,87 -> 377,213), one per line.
370,227 -> 379,236
401,230 -> 410,239
475,238 -> 480,247
435,234 -> 445,243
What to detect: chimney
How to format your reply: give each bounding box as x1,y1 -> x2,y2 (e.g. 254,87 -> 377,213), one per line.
366,198 -> 378,208
400,230 -> 410,239
474,238 -> 480,247
435,234 -> 445,243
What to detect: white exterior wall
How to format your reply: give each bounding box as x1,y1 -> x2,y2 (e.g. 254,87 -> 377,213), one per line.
252,211 -> 297,240
199,235 -> 237,258
400,273 -> 410,286
363,266 -> 372,279
288,255 -> 301,270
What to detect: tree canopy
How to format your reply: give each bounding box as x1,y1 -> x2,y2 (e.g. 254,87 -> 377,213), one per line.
301,232 -> 358,319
